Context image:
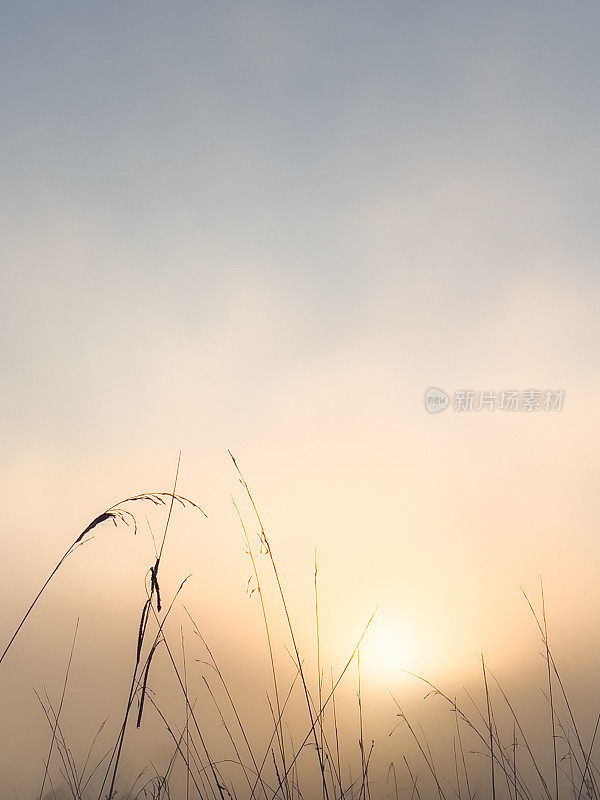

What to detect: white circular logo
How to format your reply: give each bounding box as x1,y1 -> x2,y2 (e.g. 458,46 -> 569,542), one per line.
424,387 -> 449,414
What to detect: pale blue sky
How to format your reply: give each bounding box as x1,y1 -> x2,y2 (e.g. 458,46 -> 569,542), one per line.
2,1 -> 599,448
2,2 -> 599,594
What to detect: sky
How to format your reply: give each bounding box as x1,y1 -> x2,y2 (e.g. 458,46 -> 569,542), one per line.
1,2 -> 600,797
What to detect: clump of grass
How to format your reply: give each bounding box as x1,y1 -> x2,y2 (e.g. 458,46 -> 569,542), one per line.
3,457 -> 600,800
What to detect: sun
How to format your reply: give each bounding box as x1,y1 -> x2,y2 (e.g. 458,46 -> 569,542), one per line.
362,612 -> 418,681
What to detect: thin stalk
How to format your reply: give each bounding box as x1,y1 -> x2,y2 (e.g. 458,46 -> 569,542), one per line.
541,580 -> 560,800
482,655 -> 496,800
38,618 -> 79,800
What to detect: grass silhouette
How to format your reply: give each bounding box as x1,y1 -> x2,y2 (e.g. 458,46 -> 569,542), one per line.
2,456 -> 599,800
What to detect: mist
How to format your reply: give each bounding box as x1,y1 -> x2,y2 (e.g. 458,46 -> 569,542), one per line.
2,1 -> 600,798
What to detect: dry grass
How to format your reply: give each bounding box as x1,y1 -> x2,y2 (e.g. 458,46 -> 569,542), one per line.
1,456 -> 599,800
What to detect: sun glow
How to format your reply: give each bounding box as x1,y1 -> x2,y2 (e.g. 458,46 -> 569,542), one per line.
362,613 -> 419,681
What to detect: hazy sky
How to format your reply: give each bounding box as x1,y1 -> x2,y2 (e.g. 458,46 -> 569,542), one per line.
2,2 -> 600,797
